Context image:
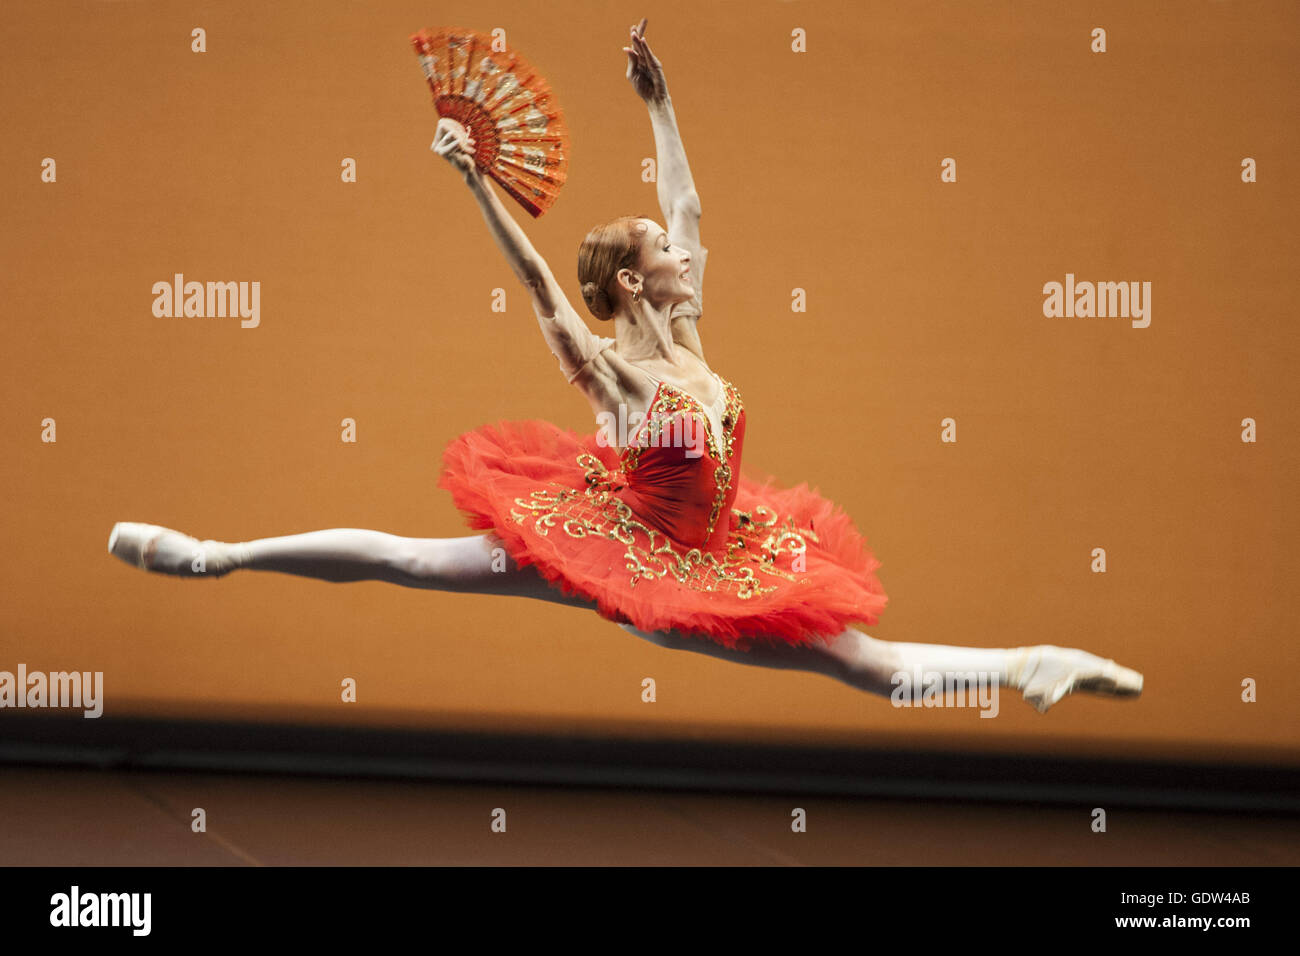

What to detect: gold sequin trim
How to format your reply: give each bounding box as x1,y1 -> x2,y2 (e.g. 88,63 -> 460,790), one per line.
507,451 -> 821,599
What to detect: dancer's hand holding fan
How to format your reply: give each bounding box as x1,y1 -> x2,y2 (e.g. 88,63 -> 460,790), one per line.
412,26 -> 571,218
432,117 -> 479,180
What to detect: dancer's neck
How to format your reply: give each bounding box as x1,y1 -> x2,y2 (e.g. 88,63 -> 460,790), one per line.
613,302 -> 678,365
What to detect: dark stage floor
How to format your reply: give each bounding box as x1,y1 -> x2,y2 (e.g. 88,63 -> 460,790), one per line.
2,765 -> 1296,866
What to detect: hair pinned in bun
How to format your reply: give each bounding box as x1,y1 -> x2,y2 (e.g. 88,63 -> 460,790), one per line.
576,214 -> 654,321
580,281 -> 613,321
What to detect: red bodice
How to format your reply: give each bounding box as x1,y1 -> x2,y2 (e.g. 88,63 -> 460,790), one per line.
584,377 -> 745,554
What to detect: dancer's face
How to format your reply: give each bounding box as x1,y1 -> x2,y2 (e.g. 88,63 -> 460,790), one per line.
631,219 -> 694,307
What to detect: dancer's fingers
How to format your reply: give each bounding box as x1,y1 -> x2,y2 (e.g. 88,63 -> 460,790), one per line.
433,125 -> 472,158
634,36 -> 657,71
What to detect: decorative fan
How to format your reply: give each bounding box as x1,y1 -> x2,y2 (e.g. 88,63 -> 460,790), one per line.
410,26 -> 571,218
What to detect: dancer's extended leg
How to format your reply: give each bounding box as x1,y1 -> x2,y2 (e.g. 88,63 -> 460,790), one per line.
108,523 -> 1142,713
107,523 -> 595,610
618,624 -> 1142,715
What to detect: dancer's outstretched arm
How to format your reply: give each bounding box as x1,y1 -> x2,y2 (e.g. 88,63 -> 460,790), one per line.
624,19 -> 701,239
431,118 -> 605,387
623,18 -> 708,357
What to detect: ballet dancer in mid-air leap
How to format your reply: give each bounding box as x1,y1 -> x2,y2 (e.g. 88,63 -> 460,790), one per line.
109,19 -> 1142,714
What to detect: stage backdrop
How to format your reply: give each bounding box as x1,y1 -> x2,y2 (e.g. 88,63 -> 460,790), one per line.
2,0 -> 1297,764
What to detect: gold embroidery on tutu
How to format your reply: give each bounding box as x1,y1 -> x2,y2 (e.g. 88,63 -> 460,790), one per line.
507,439 -> 822,598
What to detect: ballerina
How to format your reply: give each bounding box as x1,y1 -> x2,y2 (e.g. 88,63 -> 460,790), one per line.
108,18 -> 1142,715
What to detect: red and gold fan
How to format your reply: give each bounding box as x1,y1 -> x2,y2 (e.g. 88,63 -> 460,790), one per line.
410,26 -> 571,218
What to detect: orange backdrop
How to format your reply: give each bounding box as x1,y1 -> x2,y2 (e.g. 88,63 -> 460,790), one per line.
2,0 -> 1297,764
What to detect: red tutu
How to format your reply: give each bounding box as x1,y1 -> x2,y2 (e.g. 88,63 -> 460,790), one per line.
438,373 -> 888,652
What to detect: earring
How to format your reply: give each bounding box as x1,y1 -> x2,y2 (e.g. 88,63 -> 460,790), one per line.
633,286 -> 641,302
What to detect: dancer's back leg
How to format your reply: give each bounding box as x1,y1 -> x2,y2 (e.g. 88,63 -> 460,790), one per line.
618,624 -> 1143,714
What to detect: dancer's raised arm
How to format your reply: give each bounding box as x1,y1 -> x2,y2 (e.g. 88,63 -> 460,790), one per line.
624,20 -> 701,237
624,18 -> 708,349
432,117 -> 603,380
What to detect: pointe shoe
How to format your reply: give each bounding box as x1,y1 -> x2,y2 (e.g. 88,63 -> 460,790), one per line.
108,522 -> 241,577
1012,645 -> 1144,715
